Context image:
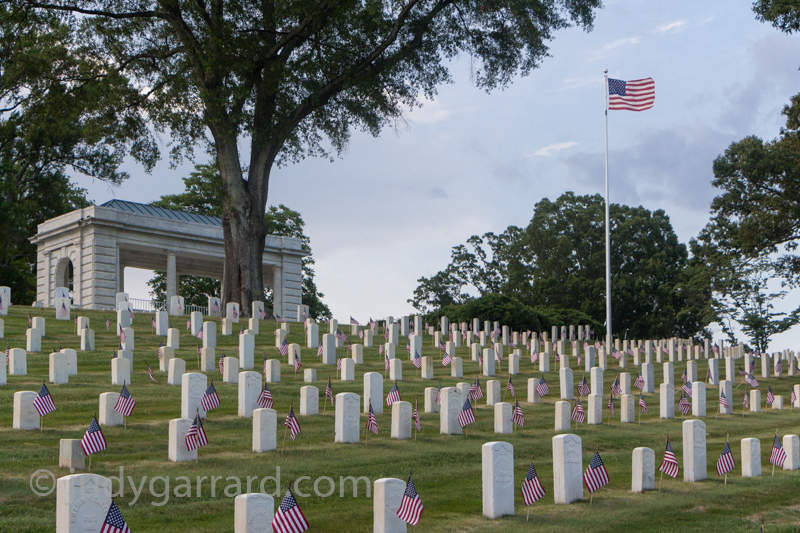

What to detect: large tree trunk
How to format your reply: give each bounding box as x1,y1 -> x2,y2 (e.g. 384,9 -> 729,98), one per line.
216,139 -> 269,318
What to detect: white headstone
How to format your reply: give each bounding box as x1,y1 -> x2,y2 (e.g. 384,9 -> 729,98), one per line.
707,358 -> 719,386
166,358 -> 186,385
642,363 -> 655,393
527,378 -> 541,404
304,368 -> 316,383
56,474 -> 113,532
341,358 -> 355,381
200,347 -> 216,372
620,373 -> 631,395
631,447 -> 655,492
238,371 -> 261,418
660,383 -> 674,419
9,348 -> 26,375
169,418 -> 197,462
482,441 -> 514,518
252,408 -> 277,453
49,352 -> 68,384
364,373 -> 383,414
234,493 -> 274,533
749,389 -> 761,412
424,386 -> 439,413
226,302 -> 240,323
159,346 -> 174,372
99,392 -> 123,426
483,348 -> 495,377
335,392 -> 360,443
26,328 -> 41,352
621,394 -> 636,423
373,478 -> 407,533
719,380 -> 732,414
112,357 -> 131,386
560,367 -> 574,400
202,321 -> 217,349
59,439 -> 85,471
264,359 -> 279,383
682,419 -> 707,482
78,328 -> 94,352
440,387 -> 462,435
391,401 -> 412,440
321,334 -> 336,364
552,434 -> 583,504
741,438 -> 761,477
587,394 -> 602,425
306,323 -> 319,348
509,352 -> 520,375
13,391 -> 39,429
239,333 -> 255,370
772,395 -> 784,410
783,435 -> 799,471
181,373 -> 207,419
300,386 -> 319,416
555,401 -> 571,431
691,381 -> 706,417
494,403 -> 513,434
351,343 -> 364,364
389,359 -> 402,381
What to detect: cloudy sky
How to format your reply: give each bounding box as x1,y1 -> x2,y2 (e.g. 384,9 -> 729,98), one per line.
73,0 -> 800,350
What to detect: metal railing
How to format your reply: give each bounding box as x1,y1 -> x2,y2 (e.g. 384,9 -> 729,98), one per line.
127,297 -> 207,315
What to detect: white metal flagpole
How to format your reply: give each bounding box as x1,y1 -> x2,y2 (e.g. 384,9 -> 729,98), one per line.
604,69 -> 612,352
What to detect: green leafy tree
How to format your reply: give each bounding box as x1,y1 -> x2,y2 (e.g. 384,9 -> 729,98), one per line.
148,164 -> 331,318
0,6 -> 152,303
19,0 -> 602,314
412,193 -> 713,339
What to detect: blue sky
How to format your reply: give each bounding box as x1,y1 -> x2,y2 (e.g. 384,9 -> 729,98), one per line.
73,0 -> 800,350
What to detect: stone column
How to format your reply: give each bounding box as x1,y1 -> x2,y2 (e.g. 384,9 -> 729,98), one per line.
166,251 -> 177,300
272,267 -> 284,320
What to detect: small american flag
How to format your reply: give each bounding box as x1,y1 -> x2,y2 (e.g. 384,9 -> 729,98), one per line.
412,351 -> 421,369
719,391 -> 730,411
506,376 -> 515,397
272,489 -> 309,533
5,343 -> 9,365
396,475 -> 424,526
379,342 -> 384,355
633,373 -> 644,390
678,392 -> 691,415
212,300 -> 220,314
336,353 -> 342,370
146,361 -> 156,382
59,302 -> 67,317
186,413 -> 208,451
259,309 -> 266,320
279,338 -> 289,357
413,399 -> 422,432
458,397 -> 475,427
186,318 -> 191,331
639,393 -> 648,414
680,380 -> 693,399
114,384 -> 136,417
522,460 -> 545,505
739,366 -> 747,376
196,329 -> 204,339
571,399 -> 586,424
436,381 -> 442,405
158,341 -> 163,359
746,373 -> 759,387
611,348 -> 622,360
358,329 -> 364,339
201,382 -> 220,411
535,376 -> 549,397
335,330 -> 347,341
231,305 -> 237,319
716,441 -> 735,475
577,376 -> 590,397
584,451 -> 610,493
100,501 -> 131,533
350,316 -> 359,326
151,317 -> 156,329
80,416 -> 107,456
513,399 -> 524,427
531,350 -> 538,364
607,394 -> 615,418
129,309 -> 135,321
385,354 -> 391,372
317,344 -> 323,356
294,353 -> 302,374
611,376 -> 621,397
766,386 -> 775,406
325,378 -> 334,406
284,405 -> 300,440
386,381 -> 401,406
442,351 -> 452,367
681,369 -> 687,384
776,359 -> 783,374
743,391 -> 749,409
608,77 -> 656,111
658,440 -> 679,478
792,388 -> 797,405
105,317 -> 111,331
257,382 -> 274,409
470,378 -> 484,401
219,355 -> 225,375
275,314 -> 285,324
770,435 -> 787,467
33,383 -> 56,416
366,401 -> 379,434
119,326 -> 126,345
28,312 -> 32,326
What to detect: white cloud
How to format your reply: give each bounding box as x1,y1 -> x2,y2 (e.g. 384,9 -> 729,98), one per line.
590,37 -> 642,60
527,141 -> 579,157
654,20 -> 687,34
406,98 -> 452,124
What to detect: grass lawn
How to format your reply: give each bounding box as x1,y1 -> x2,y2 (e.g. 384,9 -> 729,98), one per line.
1,305 -> 799,532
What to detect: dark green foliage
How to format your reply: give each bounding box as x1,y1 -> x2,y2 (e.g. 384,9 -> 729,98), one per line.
754,0 -> 800,33
425,293 -> 601,334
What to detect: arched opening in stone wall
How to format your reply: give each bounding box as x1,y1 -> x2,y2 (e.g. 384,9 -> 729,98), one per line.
54,256 -> 74,298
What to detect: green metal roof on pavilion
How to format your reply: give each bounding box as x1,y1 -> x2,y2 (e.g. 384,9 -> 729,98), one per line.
101,199 -> 222,228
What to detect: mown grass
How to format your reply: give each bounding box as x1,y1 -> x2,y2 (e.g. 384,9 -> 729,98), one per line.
1,306 -> 799,532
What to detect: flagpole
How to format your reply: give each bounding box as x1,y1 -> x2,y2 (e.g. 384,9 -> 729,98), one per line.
604,68 -> 612,353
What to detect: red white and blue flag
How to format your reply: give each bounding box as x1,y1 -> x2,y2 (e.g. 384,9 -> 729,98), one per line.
608,77 -> 655,111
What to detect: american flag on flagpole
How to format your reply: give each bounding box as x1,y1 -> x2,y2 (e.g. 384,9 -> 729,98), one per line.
257,382 -> 274,409
716,441 -> 735,475
219,355 -> 225,375
114,384 -> 136,417
100,501 -> 131,533
279,338 -> 289,357
506,376 -> 515,397
259,309 -> 266,320
513,399 -> 524,427
396,475 -> 424,526
743,390 -> 750,409
442,351 -> 452,367
607,394 -> 615,418
5,342 -> 9,366
336,353 -> 342,370
608,77 -> 656,111
146,361 -> 156,382
678,392 -> 691,415
577,376 -> 590,397
186,318 -> 191,331
521,460 -> 545,505
584,451 -> 610,493
680,380 -> 693,399
633,373 -> 644,390
386,381 -> 401,406
385,354 -> 391,372
325,378 -> 334,406
458,398 -> 475,428
611,376 -> 621,397
294,353 -> 302,374
767,386 -> 775,406
413,399 -> 422,432
571,399 -> 586,424
366,401 -> 379,434
639,393 -> 648,413
658,440 -> 679,478
770,435 -> 787,467
412,351 -> 422,369
201,382 -> 220,411
272,489 -> 309,533
80,416 -> 107,456
186,413 -> 208,451
535,376 -> 549,397
33,383 -> 56,416
470,378 -> 484,401
284,405 -> 300,440
719,391 -> 730,412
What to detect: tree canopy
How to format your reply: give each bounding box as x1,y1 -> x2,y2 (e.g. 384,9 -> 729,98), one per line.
411,193 -> 714,340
